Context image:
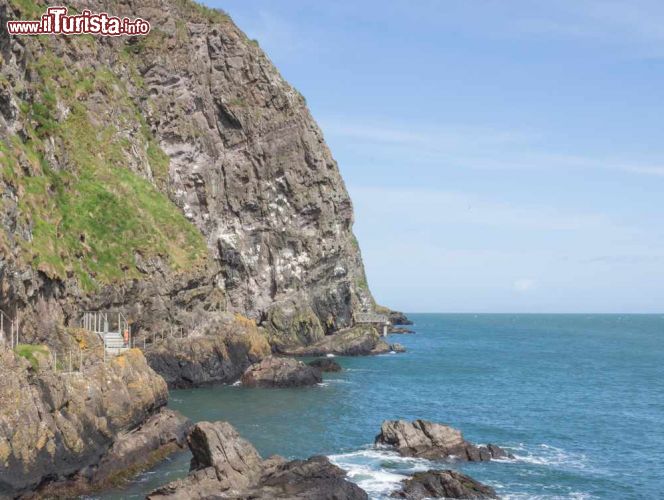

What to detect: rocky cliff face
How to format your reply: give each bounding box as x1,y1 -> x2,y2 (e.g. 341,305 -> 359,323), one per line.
0,0 -> 375,348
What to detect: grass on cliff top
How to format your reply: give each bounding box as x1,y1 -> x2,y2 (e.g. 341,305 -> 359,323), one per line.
15,344 -> 49,371
1,47 -> 207,290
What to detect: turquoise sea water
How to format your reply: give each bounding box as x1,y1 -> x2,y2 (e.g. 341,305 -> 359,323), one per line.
99,314 -> 664,499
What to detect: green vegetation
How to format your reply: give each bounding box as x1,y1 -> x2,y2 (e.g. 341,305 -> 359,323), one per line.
174,0 -> 231,23
14,344 -> 49,371
9,0 -> 41,18
1,44 -> 207,291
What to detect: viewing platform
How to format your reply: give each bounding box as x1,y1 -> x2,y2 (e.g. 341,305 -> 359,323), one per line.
355,312 -> 390,337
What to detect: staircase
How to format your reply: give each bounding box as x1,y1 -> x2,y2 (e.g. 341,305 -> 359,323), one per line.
103,331 -> 128,355
81,311 -> 131,357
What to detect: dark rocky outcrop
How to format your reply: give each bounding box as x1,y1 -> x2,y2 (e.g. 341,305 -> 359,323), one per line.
241,357 -> 322,388
392,470 -> 498,499
283,325 -> 392,356
376,420 -> 512,461
308,357 -> 342,372
148,421 -> 367,499
144,313 -> 271,388
388,311 -> 413,326
0,348 -> 178,497
388,326 -> 415,334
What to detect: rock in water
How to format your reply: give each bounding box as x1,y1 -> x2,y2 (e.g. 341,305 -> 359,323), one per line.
308,358 -> 343,372
392,470 -> 498,499
375,420 -> 512,461
241,357 -> 322,388
388,326 -> 415,334
144,313 -> 272,388
149,421 -> 367,499
390,343 -> 407,353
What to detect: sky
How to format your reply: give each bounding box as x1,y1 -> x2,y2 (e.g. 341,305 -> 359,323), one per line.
204,0 -> 664,313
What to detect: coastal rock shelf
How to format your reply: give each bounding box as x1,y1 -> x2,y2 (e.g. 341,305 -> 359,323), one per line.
241,357 -> 323,388
148,421 -> 367,499
282,325 -> 394,356
376,420 -> 513,461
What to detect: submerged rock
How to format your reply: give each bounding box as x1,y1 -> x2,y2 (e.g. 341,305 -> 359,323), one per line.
0,348 -> 174,497
283,325 -> 392,356
241,357 -> 322,388
148,421 -> 367,499
308,357 -> 342,372
392,470 -> 498,499
375,420 -> 512,461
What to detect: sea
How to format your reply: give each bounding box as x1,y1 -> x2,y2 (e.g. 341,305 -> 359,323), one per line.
98,314 -> 664,499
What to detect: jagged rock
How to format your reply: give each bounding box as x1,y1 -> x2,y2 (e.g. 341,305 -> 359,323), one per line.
392,470 -> 498,499
390,343 -> 406,353
148,421 -> 367,499
144,314 -> 271,388
241,357 -> 322,388
308,357 -> 342,372
188,421 -> 263,490
246,455 -> 368,499
389,311 -> 413,325
375,420 -> 512,461
0,348 -> 171,497
388,326 -> 415,334
283,325 -> 392,356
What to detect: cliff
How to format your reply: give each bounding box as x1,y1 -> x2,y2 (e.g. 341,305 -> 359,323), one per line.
0,0 -> 376,349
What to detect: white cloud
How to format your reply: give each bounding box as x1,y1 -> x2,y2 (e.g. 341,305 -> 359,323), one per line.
322,118 -> 664,179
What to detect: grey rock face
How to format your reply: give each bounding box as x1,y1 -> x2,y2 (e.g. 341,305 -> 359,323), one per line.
376,420 -> 512,461
149,421 -> 367,499
392,470 -> 498,499
241,356 -> 322,388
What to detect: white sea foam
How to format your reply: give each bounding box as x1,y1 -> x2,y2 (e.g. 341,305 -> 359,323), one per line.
231,380 -> 241,387
326,353 -> 336,358
329,443 -> 597,499
328,447 -> 433,499
511,443 -> 591,472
